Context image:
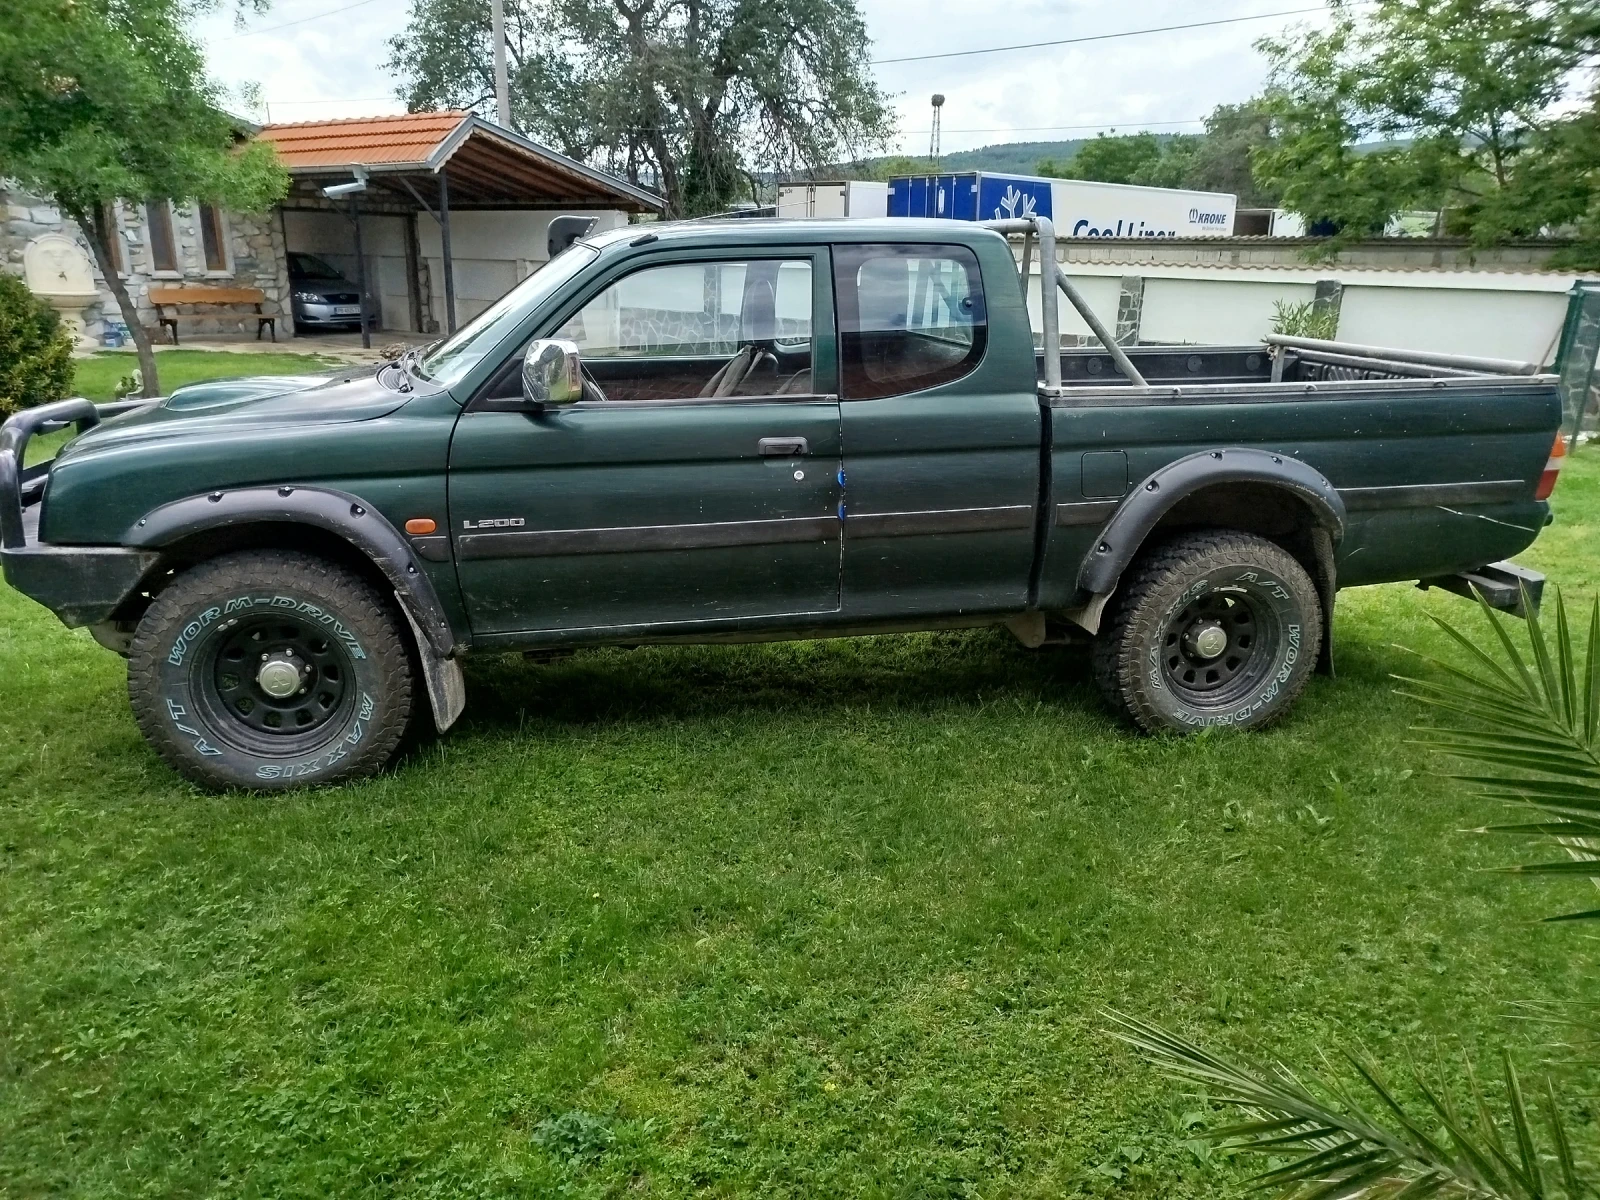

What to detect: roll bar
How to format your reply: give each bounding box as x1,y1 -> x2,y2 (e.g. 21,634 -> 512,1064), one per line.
981,215 -> 1149,391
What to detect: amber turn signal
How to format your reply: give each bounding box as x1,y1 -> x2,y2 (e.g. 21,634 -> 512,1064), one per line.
404,518 -> 438,535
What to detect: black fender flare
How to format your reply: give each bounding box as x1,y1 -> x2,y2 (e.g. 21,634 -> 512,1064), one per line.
124,485 -> 458,658
1077,447 -> 1346,596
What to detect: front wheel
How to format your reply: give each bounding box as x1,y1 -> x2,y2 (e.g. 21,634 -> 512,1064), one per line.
128,550 -> 414,790
1091,530 -> 1322,733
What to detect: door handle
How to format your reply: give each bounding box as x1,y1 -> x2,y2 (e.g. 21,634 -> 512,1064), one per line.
758,436 -> 809,457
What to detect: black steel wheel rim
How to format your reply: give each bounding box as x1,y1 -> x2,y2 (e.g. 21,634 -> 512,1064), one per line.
1159,586 -> 1279,707
194,612 -> 356,754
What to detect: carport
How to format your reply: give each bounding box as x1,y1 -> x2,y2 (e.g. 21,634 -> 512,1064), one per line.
256,112 -> 664,342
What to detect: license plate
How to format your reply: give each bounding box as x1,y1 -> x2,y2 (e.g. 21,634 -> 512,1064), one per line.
334,305 -> 360,316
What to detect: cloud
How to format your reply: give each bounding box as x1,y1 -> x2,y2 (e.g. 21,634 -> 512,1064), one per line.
193,0 -> 412,124
866,0 -> 1334,154
194,0 -> 1333,142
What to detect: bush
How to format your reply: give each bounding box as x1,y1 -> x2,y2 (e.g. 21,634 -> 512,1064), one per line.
1270,297 -> 1340,341
0,273 -> 75,416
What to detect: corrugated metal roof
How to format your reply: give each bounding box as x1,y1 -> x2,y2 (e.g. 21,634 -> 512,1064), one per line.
253,111 -> 665,211
257,112 -> 469,168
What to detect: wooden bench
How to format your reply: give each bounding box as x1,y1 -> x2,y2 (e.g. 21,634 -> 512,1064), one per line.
147,286 -> 276,345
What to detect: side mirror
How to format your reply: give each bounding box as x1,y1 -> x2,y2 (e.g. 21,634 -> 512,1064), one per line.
521,338 -> 583,408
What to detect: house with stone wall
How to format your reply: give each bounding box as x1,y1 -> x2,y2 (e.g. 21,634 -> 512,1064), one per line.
2,111 -> 665,349
2,184 -> 293,345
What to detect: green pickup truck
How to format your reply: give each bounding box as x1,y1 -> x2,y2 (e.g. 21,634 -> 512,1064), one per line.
0,216 -> 1567,790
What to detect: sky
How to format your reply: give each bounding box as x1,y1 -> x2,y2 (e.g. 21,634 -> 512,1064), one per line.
190,0 -> 1343,156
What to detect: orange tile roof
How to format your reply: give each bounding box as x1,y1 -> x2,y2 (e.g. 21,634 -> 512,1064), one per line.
257,112 -> 469,168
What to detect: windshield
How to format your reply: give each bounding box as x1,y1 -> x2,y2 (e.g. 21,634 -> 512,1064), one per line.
419,243 -> 601,388
288,252 -> 346,281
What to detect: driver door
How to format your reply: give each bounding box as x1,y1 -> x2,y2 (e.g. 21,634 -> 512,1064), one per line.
447,249 -> 843,640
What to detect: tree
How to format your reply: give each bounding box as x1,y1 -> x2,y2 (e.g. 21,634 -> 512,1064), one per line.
0,0 -> 288,396
1036,103 -> 1281,208
846,154 -> 932,183
1180,102 -> 1281,209
1491,96 -> 1600,269
1255,0 -> 1600,255
388,0 -> 896,217
1038,131 -> 1176,187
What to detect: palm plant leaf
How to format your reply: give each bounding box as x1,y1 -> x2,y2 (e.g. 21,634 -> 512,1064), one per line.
1108,589 -> 1600,1200
1396,588 -> 1600,922
1108,1012 -> 1583,1199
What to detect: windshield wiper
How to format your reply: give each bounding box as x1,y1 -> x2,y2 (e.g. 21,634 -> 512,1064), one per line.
382,341 -> 440,393
399,340 -> 439,379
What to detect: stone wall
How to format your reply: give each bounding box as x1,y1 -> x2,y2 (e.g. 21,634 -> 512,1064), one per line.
2,186 -> 107,337
2,181 -> 292,343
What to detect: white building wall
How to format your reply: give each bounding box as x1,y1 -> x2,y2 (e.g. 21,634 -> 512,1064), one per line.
1027,273 -> 1123,341
1337,286 -> 1570,365
416,209 -> 628,324
1141,278 -> 1318,345
1024,253 -> 1581,365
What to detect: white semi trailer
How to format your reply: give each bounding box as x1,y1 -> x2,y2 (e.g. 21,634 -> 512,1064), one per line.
776,181 -> 890,219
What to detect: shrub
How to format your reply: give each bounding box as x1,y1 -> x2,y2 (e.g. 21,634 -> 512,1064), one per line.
1270,297 -> 1340,341
0,273 -> 75,416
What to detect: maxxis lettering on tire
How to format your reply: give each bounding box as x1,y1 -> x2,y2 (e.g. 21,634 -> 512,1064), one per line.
128,551 -> 413,791
1092,531 -> 1323,734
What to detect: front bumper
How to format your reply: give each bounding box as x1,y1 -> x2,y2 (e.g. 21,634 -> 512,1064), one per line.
293,301 -> 372,327
0,399 -> 161,628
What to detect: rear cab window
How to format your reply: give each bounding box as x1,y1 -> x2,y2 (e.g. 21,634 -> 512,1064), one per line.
832,243 -> 987,399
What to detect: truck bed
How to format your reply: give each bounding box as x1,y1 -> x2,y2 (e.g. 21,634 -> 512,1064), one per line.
1029,336 -> 1563,603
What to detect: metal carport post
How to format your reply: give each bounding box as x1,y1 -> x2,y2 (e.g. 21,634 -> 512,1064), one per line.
398,172 -> 459,336
438,169 -> 456,334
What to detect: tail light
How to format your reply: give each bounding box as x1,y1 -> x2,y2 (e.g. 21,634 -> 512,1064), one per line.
1535,433 -> 1567,501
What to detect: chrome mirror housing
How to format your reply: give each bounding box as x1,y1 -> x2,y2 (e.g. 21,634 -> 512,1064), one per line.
521,338 -> 583,407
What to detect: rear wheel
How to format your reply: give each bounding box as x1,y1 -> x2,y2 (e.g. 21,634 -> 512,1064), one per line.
1091,530 -> 1322,733
128,550 -> 413,790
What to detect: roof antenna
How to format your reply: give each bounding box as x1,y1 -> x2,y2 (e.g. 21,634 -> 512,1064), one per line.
929,93 -> 945,172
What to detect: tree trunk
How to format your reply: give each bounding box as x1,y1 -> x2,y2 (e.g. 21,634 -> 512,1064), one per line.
67,199 -> 160,397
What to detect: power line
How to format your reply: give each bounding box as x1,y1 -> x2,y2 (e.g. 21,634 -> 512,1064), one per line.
899,119 -> 1209,135
264,95 -> 398,105
218,0 -> 386,41
870,4 -> 1343,64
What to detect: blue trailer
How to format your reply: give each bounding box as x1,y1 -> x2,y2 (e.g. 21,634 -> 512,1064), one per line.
886,171 -> 1237,237
887,172 -> 1055,223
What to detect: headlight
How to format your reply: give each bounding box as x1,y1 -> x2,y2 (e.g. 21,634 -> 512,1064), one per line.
293,291 -> 324,303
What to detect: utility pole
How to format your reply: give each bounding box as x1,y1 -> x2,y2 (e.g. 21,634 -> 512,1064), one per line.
492,0 -> 511,128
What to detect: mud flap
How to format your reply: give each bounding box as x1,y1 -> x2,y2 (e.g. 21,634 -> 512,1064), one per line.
400,601 -> 466,732
1311,527 -> 1337,678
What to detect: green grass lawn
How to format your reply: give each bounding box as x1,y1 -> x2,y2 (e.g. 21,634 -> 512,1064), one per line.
71,349 -> 338,403
3,456 -> 1599,1197
22,350 -> 337,467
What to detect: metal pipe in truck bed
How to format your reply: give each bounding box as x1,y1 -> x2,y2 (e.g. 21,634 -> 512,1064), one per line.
1266,334 -> 1540,376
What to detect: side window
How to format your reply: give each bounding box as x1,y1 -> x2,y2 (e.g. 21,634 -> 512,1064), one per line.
551,258 -> 815,402
833,244 -> 986,400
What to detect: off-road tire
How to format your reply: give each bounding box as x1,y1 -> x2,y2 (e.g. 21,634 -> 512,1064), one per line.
1091,530 -> 1322,733
128,551 -> 413,790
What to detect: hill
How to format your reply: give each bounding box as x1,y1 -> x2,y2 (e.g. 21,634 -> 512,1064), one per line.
841,134 -> 1406,182
842,138 -> 1094,178
926,139 -> 1092,174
